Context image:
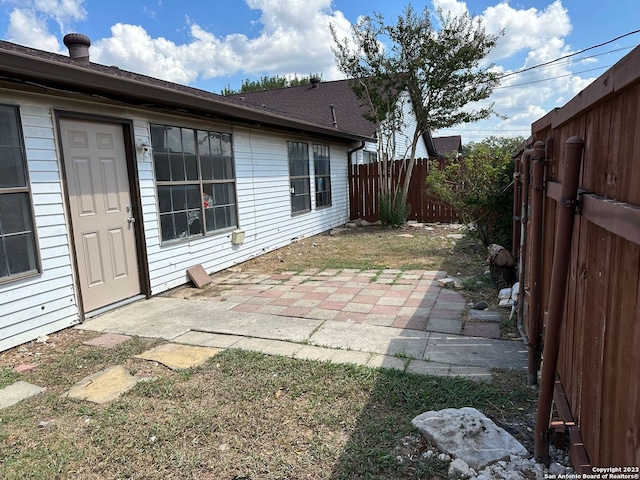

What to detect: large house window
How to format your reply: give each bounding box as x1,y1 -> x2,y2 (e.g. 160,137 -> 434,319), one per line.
150,125 -> 237,242
288,141 -> 310,214
313,144 -> 331,208
0,105 -> 39,281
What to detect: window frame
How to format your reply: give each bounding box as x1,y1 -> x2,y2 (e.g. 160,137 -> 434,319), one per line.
312,144 -> 332,208
150,124 -> 238,244
0,104 -> 41,284
287,141 -> 311,215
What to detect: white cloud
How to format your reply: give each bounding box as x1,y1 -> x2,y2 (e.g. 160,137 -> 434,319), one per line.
88,0 -> 353,86
4,0 -> 86,53
430,0 -> 599,142
6,8 -> 62,52
1,0 -> 604,142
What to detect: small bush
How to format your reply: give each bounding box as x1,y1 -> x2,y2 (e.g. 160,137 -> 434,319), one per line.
426,136 -> 523,247
379,189 -> 409,227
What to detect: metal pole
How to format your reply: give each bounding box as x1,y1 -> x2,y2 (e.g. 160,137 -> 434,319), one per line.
517,149 -> 533,344
534,136 -> 584,464
528,141 -> 546,385
513,154 -> 522,259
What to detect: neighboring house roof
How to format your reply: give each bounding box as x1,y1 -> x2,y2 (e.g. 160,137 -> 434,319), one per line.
0,38 -> 373,143
433,135 -> 463,155
229,79 -> 377,139
231,79 -> 438,157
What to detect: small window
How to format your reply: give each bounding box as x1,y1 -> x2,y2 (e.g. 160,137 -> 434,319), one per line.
287,141 -> 310,214
151,125 -> 237,242
313,144 -> 331,208
363,150 -> 377,164
0,105 -> 40,281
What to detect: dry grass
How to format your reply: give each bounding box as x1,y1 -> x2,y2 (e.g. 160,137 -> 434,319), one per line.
0,225 -> 532,479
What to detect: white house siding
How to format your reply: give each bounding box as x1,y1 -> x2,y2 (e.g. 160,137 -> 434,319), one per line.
0,91 -> 354,351
352,96 -> 428,164
0,96 -> 79,352
394,94 -> 428,160
144,123 -> 352,294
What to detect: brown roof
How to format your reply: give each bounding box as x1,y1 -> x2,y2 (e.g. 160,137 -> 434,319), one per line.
229,79 -> 377,139
0,39 -> 373,143
433,135 -> 462,154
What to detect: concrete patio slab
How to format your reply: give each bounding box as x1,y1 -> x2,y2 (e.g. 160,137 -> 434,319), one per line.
328,349 -> 373,366
173,331 -> 244,349
406,360 -> 492,382
233,337 -> 302,358
76,298 -> 195,339
424,334 -> 527,369
367,354 -> 407,371
425,318 -> 463,334
0,381 -> 45,409
309,322 -> 429,358
294,344 -> 339,362
135,343 -> 222,370
184,309 -> 324,343
63,366 -> 142,404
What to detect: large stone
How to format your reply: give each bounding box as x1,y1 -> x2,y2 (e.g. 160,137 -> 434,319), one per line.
0,381 -> 45,409
412,407 -> 528,469
64,366 -> 142,404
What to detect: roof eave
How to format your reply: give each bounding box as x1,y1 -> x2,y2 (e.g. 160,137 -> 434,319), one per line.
0,49 -> 374,143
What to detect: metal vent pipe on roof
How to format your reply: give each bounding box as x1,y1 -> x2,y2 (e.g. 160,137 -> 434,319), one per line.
63,33 -> 91,63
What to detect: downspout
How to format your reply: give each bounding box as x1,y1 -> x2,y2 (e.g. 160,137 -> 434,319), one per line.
517,148 -> 534,347
528,141 -> 546,385
348,141 -> 366,165
534,136 -> 584,465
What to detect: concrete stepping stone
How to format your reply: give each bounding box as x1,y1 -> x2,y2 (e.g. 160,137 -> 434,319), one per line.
0,381 -> 46,409
83,333 -> 131,348
63,365 -> 143,404
135,343 -> 222,370
466,309 -> 503,322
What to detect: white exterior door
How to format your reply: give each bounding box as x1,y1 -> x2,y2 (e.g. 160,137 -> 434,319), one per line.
60,118 -> 140,312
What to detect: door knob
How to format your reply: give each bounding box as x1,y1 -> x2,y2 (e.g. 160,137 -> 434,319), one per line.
127,216 -> 136,223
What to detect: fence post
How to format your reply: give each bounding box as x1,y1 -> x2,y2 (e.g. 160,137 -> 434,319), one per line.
528,141 -> 546,385
534,136 -> 584,464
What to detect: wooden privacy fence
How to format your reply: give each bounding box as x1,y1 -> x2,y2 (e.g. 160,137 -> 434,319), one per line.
516,46 -> 640,472
348,157 -> 458,223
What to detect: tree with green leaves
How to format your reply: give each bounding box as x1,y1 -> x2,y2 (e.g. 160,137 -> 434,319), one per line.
426,136 -> 524,247
331,4 -> 502,225
221,74 -> 322,95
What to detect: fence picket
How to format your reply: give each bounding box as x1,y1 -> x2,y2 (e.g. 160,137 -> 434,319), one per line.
348,158 -> 458,223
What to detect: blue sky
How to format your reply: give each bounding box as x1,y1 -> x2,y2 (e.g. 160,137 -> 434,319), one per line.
1,0 -> 638,142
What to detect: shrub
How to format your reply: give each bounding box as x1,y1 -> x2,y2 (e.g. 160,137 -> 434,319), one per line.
379,188 -> 409,228
425,136 -> 523,247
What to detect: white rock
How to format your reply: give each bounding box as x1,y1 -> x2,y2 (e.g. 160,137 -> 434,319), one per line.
449,458 -> 476,477
548,462 -> 566,475
412,407 -> 529,470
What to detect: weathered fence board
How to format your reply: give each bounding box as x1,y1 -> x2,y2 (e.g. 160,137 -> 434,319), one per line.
348,157 -> 458,223
518,46 -> 640,470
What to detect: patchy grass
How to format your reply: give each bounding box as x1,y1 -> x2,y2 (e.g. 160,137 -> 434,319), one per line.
0,344 -> 536,480
241,224 -> 501,308
0,224 -> 532,479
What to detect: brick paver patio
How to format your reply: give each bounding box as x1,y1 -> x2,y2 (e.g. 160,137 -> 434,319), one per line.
204,269 -> 479,335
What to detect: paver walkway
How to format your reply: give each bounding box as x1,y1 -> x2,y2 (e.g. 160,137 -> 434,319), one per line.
1,268 -> 520,409
200,268 -> 468,335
